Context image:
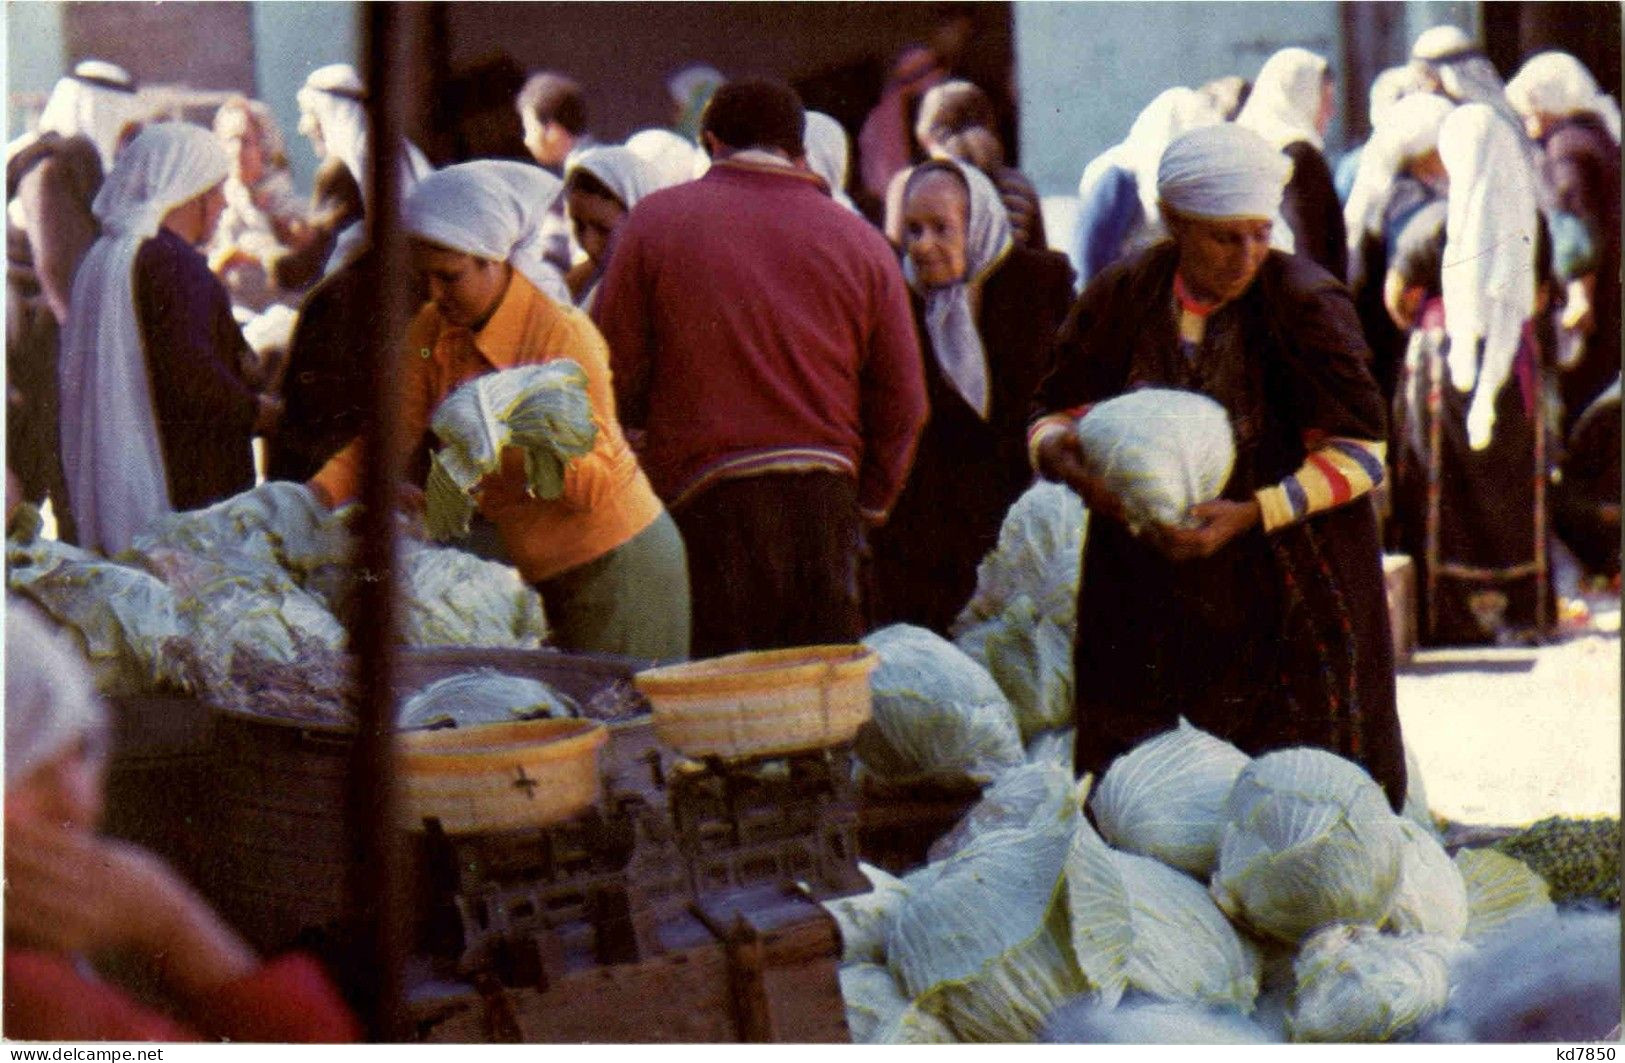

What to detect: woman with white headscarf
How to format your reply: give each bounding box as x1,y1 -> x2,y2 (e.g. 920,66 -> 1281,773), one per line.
562,145 -> 676,309
307,161 -> 688,660
1030,123 -> 1406,810
3,599 -> 360,1042
5,61 -> 141,544
1410,25 -> 1550,194
1507,51 -> 1621,434
59,122 -> 280,556
295,63 -> 433,276
802,111 -> 858,213
866,159 -> 1074,633
1071,86 -> 1223,288
1238,46 -> 1347,279
1384,102 -> 1549,647
624,127 -> 708,187
1342,91 -> 1455,401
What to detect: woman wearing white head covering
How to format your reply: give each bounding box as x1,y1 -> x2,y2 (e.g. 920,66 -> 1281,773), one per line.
60,122 -> 277,555
11,60 -> 142,174
1072,86 -> 1223,287
801,111 -> 857,213
2,598 -> 361,1042
1238,47 -> 1347,279
295,63 -> 434,275
1410,24 -> 1550,190
307,160 -> 689,660
867,159 -> 1075,632
562,145 -> 675,308
1507,51 -> 1621,432
624,127 -> 708,187
1383,101 -> 1549,646
1029,121 -> 1408,810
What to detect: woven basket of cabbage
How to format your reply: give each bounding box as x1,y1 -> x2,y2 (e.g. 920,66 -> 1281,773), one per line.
634,645 -> 877,760
398,717 -> 608,834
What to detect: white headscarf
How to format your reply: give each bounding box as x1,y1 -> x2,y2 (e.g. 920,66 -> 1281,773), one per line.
1507,51 -> 1622,143
901,161 -> 1012,419
1439,103 -> 1539,444
1343,92 -> 1455,250
803,112 -> 857,212
59,122 -> 229,554
566,145 -> 667,212
1411,27 -> 1528,135
1079,87 -> 1224,233
5,599 -> 108,790
1237,47 -> 1330,152
24,60 -> 141,173
403,160 -> 572,305
298,64 -> 434,274
1367,64 -> 1432,129
625,128 -> 709,186
1157,123 -> 1293,221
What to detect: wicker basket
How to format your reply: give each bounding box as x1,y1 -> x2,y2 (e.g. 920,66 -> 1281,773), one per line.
633,645 -> 878,761
399,717 -> 608,834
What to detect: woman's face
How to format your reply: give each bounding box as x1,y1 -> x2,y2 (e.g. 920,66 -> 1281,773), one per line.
412,242 -> 511,329
1168,211 -> 1274,305
902,170 -> 970,288
220,110 -> 266,186
567,187 -> 627,267
5,740 -> 104,836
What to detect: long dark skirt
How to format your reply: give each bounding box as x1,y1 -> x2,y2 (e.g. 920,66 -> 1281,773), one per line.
1392,306 -> 1550,646
1072,500 -> 1405,812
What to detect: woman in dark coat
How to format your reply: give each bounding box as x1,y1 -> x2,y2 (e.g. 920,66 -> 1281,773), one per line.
1029,124 -> 1404,811
1237,47 -> 1347,281
868,159 -> 1074,634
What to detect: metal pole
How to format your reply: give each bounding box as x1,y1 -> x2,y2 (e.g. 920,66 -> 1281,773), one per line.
346,0 -> 429,1042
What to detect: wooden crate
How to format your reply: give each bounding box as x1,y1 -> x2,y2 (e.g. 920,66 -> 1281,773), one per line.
1384,554 -> 1418,666
407,884 -> 848,1043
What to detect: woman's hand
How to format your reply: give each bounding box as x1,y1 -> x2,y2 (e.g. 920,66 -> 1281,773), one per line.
1142,498 -> 1260,561
1036,430 -> 1126,523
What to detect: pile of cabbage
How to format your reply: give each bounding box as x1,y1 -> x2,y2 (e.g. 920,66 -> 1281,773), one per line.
827,721 -> 1578,1045
5,482 -> 550,723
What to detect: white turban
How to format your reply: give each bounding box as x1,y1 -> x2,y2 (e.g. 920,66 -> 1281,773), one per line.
1439,103 -> 1540,447
625,128 -> 709,185
1343,92 -> 1456,250
27,59 -> 142,173
59,122 -> 230,554
1156,123 -> 1293,221
403,160 -> 572,304
803,112 -> 857,212
901,160 -> 1013,420
1237,47 -> 1331,151
1507,51 -> 1622,142
6,600 -> 109,790
565,145 -> 667,212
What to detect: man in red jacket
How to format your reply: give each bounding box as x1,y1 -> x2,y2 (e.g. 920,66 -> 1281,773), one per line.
594,80 -> 926,658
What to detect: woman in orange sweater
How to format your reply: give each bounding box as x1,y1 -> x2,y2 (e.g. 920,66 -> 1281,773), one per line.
308,161 -> 689,660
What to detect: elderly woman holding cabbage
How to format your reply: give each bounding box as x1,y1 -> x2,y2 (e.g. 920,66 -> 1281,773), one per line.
305,161 -> 689,660
1028,124 -> 1405,810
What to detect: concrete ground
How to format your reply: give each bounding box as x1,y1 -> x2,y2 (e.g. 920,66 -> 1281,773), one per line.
1399,594 -> 1621,829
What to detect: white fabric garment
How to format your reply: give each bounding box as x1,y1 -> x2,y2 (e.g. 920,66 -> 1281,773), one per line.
1368,64 -> 1433,129
5,600 -> 109,789
1157,123 -> 1293,221
1507,51 -> 1623,142
298,63 -> 433,275
1078,87 -> 1224,238
625,128 -> 709,185
803,112 -> 858,211
1410,27 -> 1530,142
667,64 -> 724,108
900,161 -> 1013,420
1343,92 -> 1455,250
403,160 -> 572,304
1237,47 -> 1329,151
18,60 -> 141,174
1439,103 -> 1540,448
59,122 -> 230,554
566,145 -> 669,211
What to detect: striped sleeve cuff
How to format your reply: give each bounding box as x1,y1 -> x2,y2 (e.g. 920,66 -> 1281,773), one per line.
1256,437 -> 1387,532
